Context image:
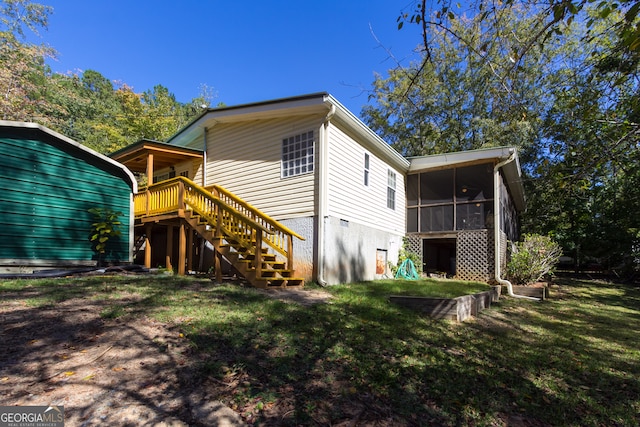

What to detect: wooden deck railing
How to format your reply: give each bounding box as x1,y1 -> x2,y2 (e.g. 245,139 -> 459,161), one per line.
205,184 -> 305,265
134,177 -> 304,268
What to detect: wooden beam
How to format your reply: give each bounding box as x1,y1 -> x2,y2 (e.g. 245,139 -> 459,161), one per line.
214,203 -> 223,283
215,251 -> 222,283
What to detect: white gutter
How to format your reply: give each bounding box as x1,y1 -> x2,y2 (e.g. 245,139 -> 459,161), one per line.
316,104 -> 336,286
494,149 -> 540,301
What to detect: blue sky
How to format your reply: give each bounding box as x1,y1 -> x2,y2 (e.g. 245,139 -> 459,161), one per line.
34,0 -> 424,119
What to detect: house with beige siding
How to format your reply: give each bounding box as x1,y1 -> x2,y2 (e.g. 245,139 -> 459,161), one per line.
112,93 -> 409,286
111,93 -> 524,287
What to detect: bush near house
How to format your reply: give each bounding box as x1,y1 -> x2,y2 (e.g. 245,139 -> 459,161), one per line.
507,233 -> 562,285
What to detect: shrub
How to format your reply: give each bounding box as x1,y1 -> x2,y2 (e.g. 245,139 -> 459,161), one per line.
89,207 -> 123,266
506,234 -> 562,285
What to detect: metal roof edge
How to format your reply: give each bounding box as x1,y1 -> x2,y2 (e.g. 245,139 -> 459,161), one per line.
324,94 -> 410,172
0,120 -> 138,192
110,138 -> 204,158
166,92 -> 331,146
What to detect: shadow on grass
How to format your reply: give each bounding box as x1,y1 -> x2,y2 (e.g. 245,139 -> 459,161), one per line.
2,275 -> 639,426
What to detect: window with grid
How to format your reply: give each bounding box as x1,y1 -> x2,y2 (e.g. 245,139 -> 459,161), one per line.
387,170 -> 396,210
364,153 -> 370,186
282,131 -> 314,178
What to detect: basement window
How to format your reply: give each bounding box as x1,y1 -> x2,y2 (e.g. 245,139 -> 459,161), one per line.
282,131 -> 314,178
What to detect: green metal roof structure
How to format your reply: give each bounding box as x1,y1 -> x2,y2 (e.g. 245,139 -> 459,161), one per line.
0,121 -> 137,272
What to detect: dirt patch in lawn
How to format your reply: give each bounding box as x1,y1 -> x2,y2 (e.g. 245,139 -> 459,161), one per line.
0,295 -> 244,426
255,287 -> 334,306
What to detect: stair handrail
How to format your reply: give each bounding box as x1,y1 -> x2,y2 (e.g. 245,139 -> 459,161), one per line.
135,176 -> 302,275
135,177 -> 273,235
205,184 -> 306,241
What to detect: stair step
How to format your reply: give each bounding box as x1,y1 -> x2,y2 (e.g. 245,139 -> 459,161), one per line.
265,278 -> 287,288
221,243 -> 248,252
244,253 -> 276,262
283,278 -> 305,287
255,276 -> 305,288
257,269 -> 294,278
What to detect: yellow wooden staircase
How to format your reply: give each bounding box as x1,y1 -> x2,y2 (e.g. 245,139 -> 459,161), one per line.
133,177 -> 305,288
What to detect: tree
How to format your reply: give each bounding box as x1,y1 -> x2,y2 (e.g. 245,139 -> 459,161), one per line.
398,0 -> 640,68
0,0 -> 51,40
0,0 -> 53,122
369,2 -> 640,272
364,6 -> 550,157
1,1 -> 214,154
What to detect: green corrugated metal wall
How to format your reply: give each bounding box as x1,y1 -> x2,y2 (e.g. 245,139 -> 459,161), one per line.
0,134 -> 132,263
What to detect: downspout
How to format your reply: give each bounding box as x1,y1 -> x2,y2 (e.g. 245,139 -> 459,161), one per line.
494,150 -> 540,301
316,103 -> 336,287
202,127 -> 208,186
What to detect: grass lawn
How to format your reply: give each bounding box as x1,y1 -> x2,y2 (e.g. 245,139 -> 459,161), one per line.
1,275 -> 639,426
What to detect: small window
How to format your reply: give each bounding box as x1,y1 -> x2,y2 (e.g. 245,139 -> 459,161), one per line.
282,131 -> 314,178
364,153 -> 370,186
179,171 -> 189,178
387,170 -> 396,210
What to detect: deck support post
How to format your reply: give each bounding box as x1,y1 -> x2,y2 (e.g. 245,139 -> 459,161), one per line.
178,221 -> 186,275
144,224 -> 152,269
287,236 -> 294,274
214,251 -> 222,283
166,225 -> 174,272
255,230 -> 263,279
186,229 -> 193,273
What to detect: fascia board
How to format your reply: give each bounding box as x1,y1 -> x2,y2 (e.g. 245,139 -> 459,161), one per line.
167,93 -> 330,148
324,95 -> 410,172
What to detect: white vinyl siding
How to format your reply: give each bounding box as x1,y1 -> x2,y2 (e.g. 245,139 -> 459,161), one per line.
325,124 -> 405,234
205,115 -> 322,219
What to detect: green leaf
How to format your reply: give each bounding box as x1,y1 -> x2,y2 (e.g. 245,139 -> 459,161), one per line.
568,2 -> 578,14
625,2 -> 640,22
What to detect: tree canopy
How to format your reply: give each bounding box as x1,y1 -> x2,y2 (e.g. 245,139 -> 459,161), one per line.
365,1 -> 640,272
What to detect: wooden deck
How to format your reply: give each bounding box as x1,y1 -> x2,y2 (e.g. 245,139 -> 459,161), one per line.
134,177 -> 304,288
